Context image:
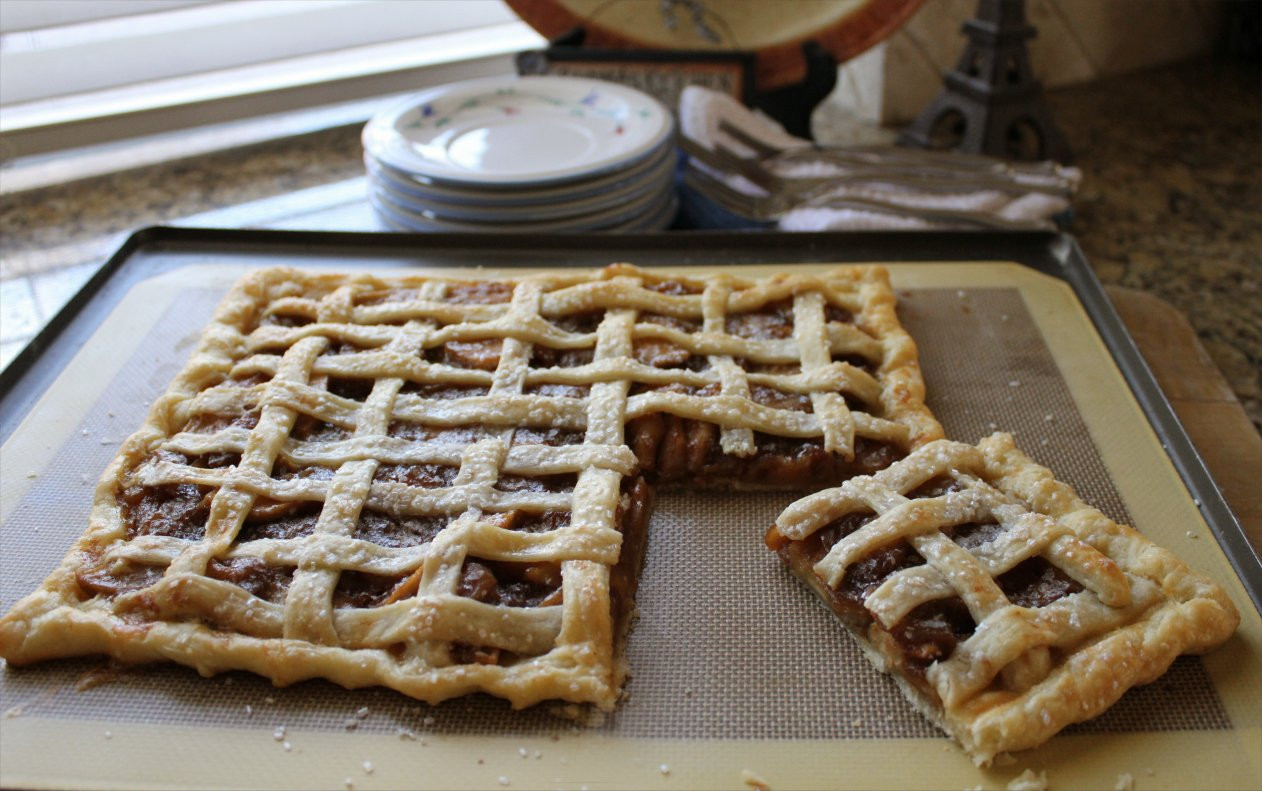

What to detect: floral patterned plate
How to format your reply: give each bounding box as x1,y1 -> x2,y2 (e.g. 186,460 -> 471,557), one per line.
362,75 -> 674,186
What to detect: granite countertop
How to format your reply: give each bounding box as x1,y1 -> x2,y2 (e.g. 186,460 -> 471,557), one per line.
1047,58 -> 1260,434
1,58 -> 1258,431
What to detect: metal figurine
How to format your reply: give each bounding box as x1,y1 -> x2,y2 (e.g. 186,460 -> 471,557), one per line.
898,0 -> 1072,162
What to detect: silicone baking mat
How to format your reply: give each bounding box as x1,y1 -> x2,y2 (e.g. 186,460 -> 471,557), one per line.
1,254 -> 1259,790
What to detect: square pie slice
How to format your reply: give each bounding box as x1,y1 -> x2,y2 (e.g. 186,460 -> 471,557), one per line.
0,263 -> 939,711
766,432 -> 1240,764
618,262 -> 941,488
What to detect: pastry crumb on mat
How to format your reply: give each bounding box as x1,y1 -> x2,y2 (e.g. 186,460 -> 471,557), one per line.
1006,769 -> 1048,791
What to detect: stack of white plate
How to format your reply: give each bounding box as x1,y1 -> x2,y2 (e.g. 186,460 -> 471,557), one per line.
362,75 -> 677,232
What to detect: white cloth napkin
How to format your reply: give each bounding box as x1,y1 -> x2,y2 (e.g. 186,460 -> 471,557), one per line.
678,86 -> 1081,230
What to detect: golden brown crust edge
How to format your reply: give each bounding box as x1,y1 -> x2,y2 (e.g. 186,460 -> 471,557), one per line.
851,265 -> 943,450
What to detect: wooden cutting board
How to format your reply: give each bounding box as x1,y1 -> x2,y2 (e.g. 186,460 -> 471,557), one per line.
1107,285 -> 1262,556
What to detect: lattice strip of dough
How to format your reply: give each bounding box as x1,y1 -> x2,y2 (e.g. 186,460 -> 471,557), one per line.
697,275 -> 752,455
249,321 -> 398,351
158,431 -> 634,477
272,337 -> 884,392
284,290 -> 428,644
394,394 -> 587,430
554,303 -> 639,674
746,364 -> 883,401
491,280 -> 542,394
794,290 -> 854,455
337,592 -> 563,653
174,380 -> 267,425
355,300 -> 508,326
132,460 -> 569,514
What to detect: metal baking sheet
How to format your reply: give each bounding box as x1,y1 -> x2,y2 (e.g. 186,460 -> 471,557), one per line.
1,228 -> 1259,791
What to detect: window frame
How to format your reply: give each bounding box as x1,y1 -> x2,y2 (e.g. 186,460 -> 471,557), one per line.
0,0 -> 545,162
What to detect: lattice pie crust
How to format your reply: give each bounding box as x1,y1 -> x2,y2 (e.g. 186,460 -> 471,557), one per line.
767,432 -> 1240,765
0,263 -> 941,711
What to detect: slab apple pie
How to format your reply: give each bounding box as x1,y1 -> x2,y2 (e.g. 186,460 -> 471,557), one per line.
766,432 -> 1240,764
0,263 -> 942,710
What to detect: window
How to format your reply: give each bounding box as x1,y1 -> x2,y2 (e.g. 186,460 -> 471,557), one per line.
0,0 -> 545,160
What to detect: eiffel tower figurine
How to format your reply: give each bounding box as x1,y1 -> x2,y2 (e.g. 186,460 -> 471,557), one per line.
898,0 -> 1071,162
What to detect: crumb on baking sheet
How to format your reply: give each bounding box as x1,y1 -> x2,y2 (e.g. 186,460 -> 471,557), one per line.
741,768 -> 771,790
1007,769 -> 1048,791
